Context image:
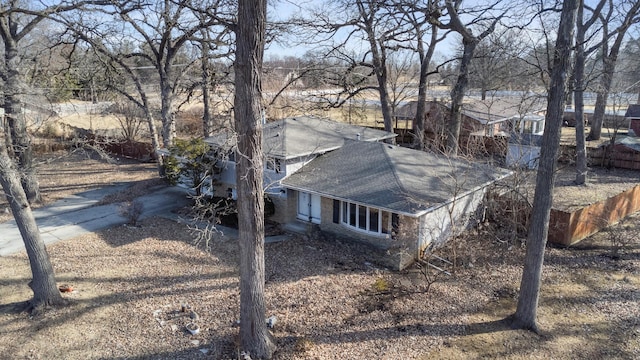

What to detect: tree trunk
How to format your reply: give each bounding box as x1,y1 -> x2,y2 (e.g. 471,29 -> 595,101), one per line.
573,1 -> 587,185
144,111 -> 164,174
363,18 -> 394,137
377,75 -> 395,137
201,30 -> 214,138
234,0 -> 276,357
447,38 -> 477,155
512,0 -> 578,332
3,32 -> 40,203
587,0 -> 640,140
0,127 -> 63,313
414,25 -> 438,150
587,60 -> 613,141
160,63 -> 176,148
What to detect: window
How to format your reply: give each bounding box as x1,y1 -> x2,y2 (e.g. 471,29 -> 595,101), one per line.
265,157 -> 282,173
338,200 -> 391,236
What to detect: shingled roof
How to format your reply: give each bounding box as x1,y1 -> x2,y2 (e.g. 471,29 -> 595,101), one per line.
281,141 -> 512,216
625,104 -> 640,118
204,116 -> 396,159
394,97 -> 546,125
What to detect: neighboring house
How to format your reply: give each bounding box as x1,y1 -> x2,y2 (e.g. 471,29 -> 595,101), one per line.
624,104 -> 640,136
506,114 -> 545,169
394,97 -> 545,154
457,97 -> 545,137
207,116 -> 511,270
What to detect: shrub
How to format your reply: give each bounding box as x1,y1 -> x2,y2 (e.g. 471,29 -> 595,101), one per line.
119,200 -> 145,226
372,277 -> 391,293
164,138 -> 215,196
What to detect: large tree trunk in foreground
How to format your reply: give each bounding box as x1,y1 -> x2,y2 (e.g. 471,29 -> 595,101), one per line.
0,130 -> 63,312
234,0 -> 276,357
512,0 -> 578,333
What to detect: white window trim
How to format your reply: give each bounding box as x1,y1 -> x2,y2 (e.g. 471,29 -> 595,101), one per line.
340,201 -> 390,238
265,156 -> 282,173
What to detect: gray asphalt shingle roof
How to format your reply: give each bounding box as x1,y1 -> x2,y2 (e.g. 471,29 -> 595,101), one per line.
282,141 -> 512,216
395,97 -> 546,125
204,116 -> 396,159
625,104 -> 640,118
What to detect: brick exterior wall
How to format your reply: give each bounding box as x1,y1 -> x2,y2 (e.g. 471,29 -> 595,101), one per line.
274,189 -> 486,270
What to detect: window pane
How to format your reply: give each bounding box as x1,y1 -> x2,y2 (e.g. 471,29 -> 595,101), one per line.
349,203 -> 356,226
342,202 -> 348,223
381,211 -> 390,234
370,208 -> 379,232
358,205 -> 366,230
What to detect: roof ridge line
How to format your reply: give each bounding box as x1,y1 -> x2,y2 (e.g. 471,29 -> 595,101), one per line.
380,143 -> 410,196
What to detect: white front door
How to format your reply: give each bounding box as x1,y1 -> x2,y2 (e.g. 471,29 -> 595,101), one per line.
297,192 -> 321,224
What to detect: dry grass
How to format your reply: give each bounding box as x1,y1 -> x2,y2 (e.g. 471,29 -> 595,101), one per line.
0,215 -> 637,359
0,153 -> 638,359
0,150 -> 159,223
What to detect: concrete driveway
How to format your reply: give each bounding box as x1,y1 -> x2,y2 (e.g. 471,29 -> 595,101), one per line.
0,185 -> 192,256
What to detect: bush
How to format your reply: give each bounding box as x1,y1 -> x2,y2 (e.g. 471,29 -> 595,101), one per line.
164,138 -> 215,196
119,200 -> 145,226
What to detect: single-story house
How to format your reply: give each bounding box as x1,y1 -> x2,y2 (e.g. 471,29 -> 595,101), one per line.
205,116 -> 396,199
207,116 -> 512,270
281,140 -> 512,269
394,97 -> 546,154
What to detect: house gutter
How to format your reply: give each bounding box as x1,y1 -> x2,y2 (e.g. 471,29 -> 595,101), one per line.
280,184 -> 424,218
283,169 -> 512,219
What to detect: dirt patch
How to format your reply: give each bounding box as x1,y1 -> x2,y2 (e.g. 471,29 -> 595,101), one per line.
514,164 -> 640,212
0,149 -> 638,359
0,214 -> 637,359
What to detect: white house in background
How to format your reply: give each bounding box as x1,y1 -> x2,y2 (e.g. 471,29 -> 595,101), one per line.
206,116 -> 511,270
506,114 -> 545,169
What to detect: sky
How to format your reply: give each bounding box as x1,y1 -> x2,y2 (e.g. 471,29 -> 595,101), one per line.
264,0 -> 465,60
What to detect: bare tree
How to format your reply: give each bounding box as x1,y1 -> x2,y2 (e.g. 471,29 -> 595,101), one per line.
587,0 -> 640,141
0,119 -> 64,313
394,0 -> 444,150
616,36 -> 640,102
0,1 -> 77,203
468,29 -> 528,99
234,0 -> 276,356
301,0 -> 405,134
61,30 -> 165,172
573,0 -> 607,185
432,0 -> 506,155
189,16 -> 233,138
81,0 -> 233,148
200,28 -> 215,138
512,0 -> 578,333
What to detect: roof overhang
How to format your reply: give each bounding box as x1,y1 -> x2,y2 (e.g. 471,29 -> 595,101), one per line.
282,168 -> 512,219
